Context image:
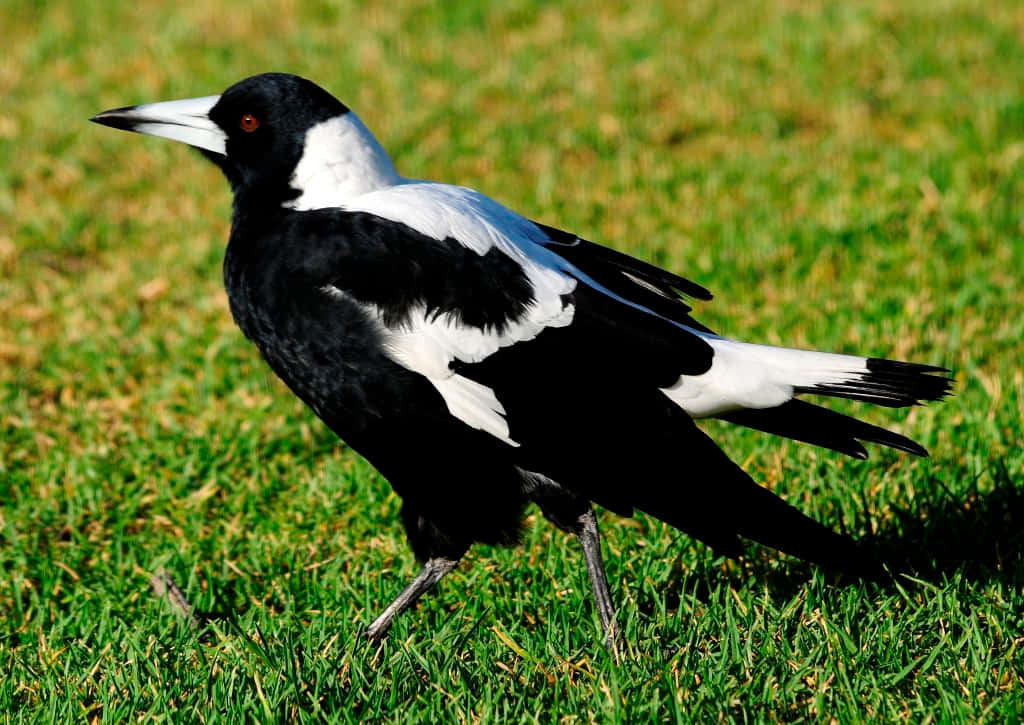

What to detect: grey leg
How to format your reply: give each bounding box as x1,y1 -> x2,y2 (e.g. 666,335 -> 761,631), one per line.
522,469 -> 623,656
365,556 -> 460,642
575,508 -> 621,657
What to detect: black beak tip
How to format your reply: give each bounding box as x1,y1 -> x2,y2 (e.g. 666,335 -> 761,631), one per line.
90,106 -> 140,131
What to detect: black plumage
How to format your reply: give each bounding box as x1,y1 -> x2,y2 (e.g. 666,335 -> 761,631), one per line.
91,73 -> 951,649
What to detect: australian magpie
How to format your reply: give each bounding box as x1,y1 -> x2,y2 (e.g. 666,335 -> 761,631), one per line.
92,73 -> 950,648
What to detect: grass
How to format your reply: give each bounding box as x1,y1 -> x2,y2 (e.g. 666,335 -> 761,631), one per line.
2,0 -> 1023,720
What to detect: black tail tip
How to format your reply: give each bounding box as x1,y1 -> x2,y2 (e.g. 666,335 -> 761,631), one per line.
865,357 -> 955,404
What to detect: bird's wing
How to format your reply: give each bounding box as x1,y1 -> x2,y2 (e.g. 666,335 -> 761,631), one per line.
297,182 -> 715,447
346,182 -> 716,332
531,220 -> 716,334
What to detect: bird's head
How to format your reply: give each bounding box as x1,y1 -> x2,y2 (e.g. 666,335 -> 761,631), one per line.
92,73 -> 399,209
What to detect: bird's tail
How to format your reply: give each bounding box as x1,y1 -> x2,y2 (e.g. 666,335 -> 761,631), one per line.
667,338 -> 951,419
715,339 -> 951,407
688,340 -> 952,457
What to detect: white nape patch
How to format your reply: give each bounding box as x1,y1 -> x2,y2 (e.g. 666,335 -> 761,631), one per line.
662,338 -> 870,418
321,284 -> 575,447
285,114 -> 401,211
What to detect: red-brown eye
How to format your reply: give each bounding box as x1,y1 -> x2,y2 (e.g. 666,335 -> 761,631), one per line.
240,113 -> 260,132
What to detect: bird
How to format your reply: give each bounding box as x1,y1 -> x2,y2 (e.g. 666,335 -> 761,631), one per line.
91,73 -> 950,649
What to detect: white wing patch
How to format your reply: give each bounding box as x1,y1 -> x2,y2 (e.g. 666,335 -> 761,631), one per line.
432,375 -> 514,445
343,182 -> 580,307
322,285 -> 575,446
343,183 -> 543,255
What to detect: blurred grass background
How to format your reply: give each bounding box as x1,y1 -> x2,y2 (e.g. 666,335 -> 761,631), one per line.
2,0 -> 1023,720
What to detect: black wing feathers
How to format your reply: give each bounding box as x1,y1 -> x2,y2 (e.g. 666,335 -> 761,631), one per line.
534,221 -> 716,334
563,284 -> 714,378
454,311 -> 870,573
473,353 -> 872,572
290,209 -> 535,331
534,221 -> 712,300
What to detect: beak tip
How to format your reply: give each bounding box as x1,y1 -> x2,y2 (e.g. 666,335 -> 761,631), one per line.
90,106 -> 141,131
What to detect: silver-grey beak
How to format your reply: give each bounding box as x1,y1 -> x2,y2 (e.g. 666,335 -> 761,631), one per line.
91,95 -> 226,155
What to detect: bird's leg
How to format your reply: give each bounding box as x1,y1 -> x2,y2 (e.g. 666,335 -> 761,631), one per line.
365,556 -> 460,642
573,507 -> 621,657
524,471 -> 622,656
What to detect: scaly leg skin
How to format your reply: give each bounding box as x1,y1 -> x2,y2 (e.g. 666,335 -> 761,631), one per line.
575,508 -> 622,659
365,556 -> 461,642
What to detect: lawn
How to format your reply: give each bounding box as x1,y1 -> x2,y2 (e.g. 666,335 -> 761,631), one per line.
2,0 -> 1023,720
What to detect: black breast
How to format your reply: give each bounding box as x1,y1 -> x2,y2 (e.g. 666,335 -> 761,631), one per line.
222,226 -> 416,438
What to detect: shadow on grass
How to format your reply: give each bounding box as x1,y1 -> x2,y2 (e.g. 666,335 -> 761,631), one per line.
865,461 -> 1024,586
641,462 -> 1024,613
